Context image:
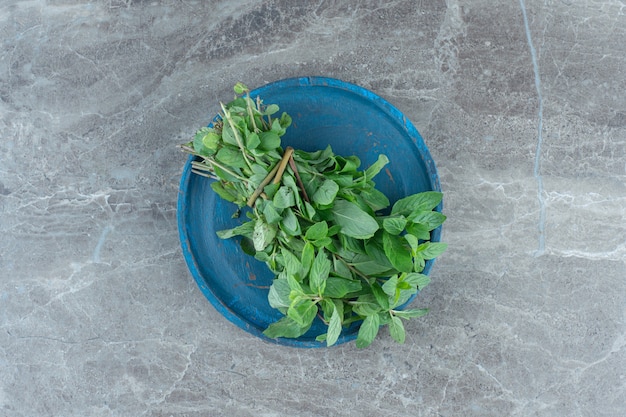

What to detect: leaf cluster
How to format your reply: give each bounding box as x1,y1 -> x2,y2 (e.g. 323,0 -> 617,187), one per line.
181,83 -> 447,347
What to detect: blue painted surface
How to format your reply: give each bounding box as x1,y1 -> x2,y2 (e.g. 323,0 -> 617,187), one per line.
177,77 -> 443,348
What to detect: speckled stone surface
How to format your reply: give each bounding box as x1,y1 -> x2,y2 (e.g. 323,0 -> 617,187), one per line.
1,1 -> 624,416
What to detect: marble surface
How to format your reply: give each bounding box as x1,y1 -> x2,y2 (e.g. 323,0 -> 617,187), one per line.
1,0 -> 625,416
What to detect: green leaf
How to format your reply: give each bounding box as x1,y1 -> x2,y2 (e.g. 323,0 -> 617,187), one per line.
391,191 -> 443,216
264,104 -> 280,116
263,183 -> 280,200
406,222 -> 431,240
352,294 -> 382,316
408,211 -> 447,230
332,257 -> 353,280
312,180 -> 339,206
361,188 -> 390,212
371,283 -> 390,310
280,247 -> 302,277
263,202 -> 282,224
252,220 -> 276,251
324,277 -> 362,298
270,118 -> 286,136
216,220 -> 255,239
259,131 -> 281,151
305,221 -> 328,241
364,154 -> 390,180
263,316 -> 311,339
280,208 -> 301,236
300,242 -> 315,278
246,132 -> 260,149
303,201 -> 316,220
331,199 -> 380,239
382,275 -> 399,298
240,237 -> 256,256
287,273 -> 303,294
337,155 -> 360,173
288,298 -> 318,327
393,308 -> 429,319
221,123 -> 238,146
326,304 -> 342,347
383,231 -> 413,273
382,216 -> 408,235
356,314 -> 380,348
216,146 -> 247,168
279,112 -> 292,129
233,82 -> 248,94
210,182 -> 238,203
273,186 -> 296,209
388,315 -> 406,344
351,256 -> 395,277
404,234 -> 419,251
416,242 -> 448,259
193,128 -> 218,155
364,238 -> 394,270
268,278 -> 291,310
310,248 -> 330,295
402,273 -> 430,289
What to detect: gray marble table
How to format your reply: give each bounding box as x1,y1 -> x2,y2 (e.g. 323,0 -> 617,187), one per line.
1,1 -> 624,416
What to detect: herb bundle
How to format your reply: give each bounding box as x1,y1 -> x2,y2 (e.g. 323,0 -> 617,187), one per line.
181,83 -> 447,347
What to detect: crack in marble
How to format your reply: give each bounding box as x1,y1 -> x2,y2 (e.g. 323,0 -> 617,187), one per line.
520,0 -> 547,257
92,224 -> 114,263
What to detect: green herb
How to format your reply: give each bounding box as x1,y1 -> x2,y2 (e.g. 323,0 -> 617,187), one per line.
181,83 -> 447,347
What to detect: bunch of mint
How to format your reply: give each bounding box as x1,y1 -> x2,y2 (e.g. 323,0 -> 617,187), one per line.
181,83 -> 446,347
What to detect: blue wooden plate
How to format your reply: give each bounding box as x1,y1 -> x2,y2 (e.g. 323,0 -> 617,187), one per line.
177,77 -> 442,347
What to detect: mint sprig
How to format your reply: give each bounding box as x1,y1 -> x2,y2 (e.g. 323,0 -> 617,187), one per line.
181,83 -> 447,347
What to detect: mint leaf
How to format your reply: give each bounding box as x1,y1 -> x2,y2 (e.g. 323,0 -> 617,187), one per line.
280,208 -> 301,236
352,294 -> 382,316
280,247 -> 302,277
273,186 -> 296,209
210,182 -> 238,203
312,179 -> 339,206
406,222 -> 431,240
364,154 -> 389,180
326,304 -> 342,347
389,315 -> 406,344
402,272 -> 430,289
268,278 -> 291,310
259,131 -> 281,151
216,146 -> 247,168
305,221 -> 329,241
263,316 -> 311,339
233,82 -> 248,94
408,211 -> 447,230
393,308 -> 429,319
360,187 -> 390,211
382,216 -> 408,235
331,199 -> 379,239
300,242 -> 315,278
382,275 -> 399,297
310,248 -> 330,295
216,220 -> 254,239
371,283 -> 390,310
383,231 -> 413,273
391,191 -> 443,216
356,314 -> 380,348
288,298 -> 318,327
263,201 -> 282,224
324,277 -> 362,298
416,242 -> 448,259
264,104 -> 280,116
252,220 -> 276,251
